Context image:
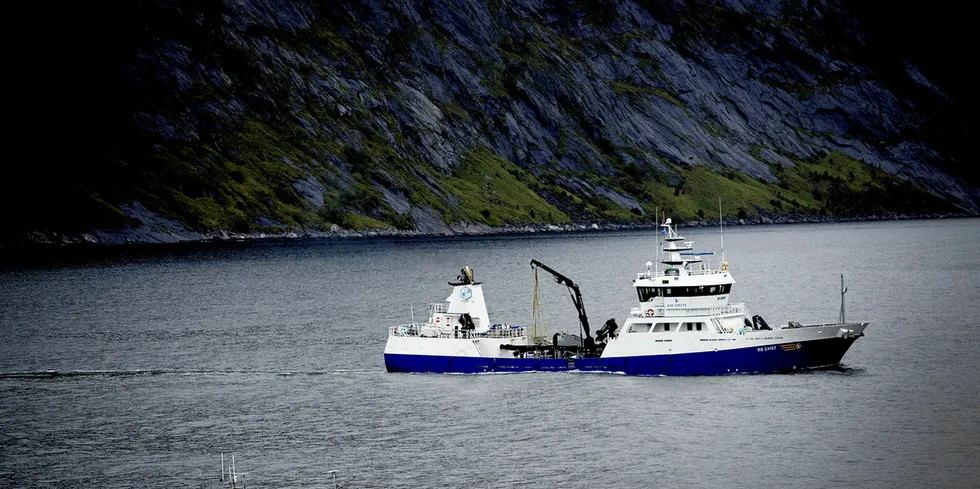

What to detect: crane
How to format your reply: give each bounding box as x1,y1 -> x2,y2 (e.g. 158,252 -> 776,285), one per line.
529,259 -> 594,351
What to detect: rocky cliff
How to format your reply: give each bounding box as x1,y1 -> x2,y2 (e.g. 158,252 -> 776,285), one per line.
8,0 -> 977,244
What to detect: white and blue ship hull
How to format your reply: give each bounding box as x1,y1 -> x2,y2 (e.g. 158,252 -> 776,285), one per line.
384,323 -> 867,376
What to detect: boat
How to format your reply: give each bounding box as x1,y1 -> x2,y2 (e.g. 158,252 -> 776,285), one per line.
383,219 -> 868,375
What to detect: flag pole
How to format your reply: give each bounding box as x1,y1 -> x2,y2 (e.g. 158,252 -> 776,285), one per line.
839,274 -> 847,323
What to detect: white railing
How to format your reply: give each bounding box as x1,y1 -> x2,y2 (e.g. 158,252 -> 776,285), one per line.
484,325 -> 527,338
389,323 -> 427,336
636,268 -> 727,281
629,304 -> 746,319
388,324 -> 526,339
685,268 -> 726,277
712,317 -> 733,333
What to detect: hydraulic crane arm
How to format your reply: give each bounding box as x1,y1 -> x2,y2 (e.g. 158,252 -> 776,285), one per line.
529,259 -> 591,340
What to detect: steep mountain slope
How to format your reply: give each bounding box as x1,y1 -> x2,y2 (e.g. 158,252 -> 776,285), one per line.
8,0 -> 977,244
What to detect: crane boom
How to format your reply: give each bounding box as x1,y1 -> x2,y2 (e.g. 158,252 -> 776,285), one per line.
529,259 -> 591,341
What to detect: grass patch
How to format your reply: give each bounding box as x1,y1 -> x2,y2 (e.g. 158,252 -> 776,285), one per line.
139,119 -> 314,232
609,81 -> 685,108
342,212 -> 389,230
438,101 -> 470,122
772,151 -> 959,216
440,148 -> 569,225
651,165 -> 779,220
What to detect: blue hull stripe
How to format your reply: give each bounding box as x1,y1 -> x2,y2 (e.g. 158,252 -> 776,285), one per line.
385,337 -> 859,376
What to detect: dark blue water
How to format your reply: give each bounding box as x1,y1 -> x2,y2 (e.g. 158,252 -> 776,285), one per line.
1,219 -> 978,488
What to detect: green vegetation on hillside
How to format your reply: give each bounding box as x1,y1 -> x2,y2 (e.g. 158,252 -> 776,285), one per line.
314,146 -> 569,231
774,151 -> 961,216
522,150 -> 961,225
438,149 -> 569,226
112,119 -> 318,234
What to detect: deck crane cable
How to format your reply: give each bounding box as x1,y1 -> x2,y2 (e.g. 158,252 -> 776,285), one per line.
531,267 -> 549,344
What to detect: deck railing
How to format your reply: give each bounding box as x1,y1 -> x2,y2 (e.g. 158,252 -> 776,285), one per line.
388,323 -> 426,336
629,303 -> 746,318
389,324 -> 526,339
635,268 -> 727,281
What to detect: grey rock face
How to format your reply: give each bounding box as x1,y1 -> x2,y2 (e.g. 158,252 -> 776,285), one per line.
29,0 -> 971,246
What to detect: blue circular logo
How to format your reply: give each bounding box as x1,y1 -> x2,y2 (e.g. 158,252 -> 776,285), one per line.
460,287 -> 473,300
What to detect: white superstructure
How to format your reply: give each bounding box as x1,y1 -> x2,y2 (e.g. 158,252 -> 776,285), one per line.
384,267 -> 529,364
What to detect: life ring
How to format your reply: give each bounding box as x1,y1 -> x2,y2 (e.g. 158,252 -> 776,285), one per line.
645,308 -> 655,317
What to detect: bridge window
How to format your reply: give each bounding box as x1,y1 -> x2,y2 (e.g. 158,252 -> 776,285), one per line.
667,285 -> 732,297
637,284 -> 731,300
637,287 -> 662,302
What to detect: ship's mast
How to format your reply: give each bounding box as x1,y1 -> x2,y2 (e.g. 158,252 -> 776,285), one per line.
839,274 -> 847,323
719,197 -> 726,265
655,207 -> 660,272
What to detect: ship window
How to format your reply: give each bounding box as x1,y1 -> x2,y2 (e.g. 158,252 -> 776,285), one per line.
637,287 -> 664,302
628,324 -> 651,333
686,322 -> 693,331
652,286 -> 736,298
696,323 -> 703,331
654,322 -> 678,332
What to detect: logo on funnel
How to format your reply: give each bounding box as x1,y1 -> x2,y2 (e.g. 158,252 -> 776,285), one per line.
460,287 -> 473,301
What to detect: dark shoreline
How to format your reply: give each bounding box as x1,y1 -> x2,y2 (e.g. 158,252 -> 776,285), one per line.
1,211 -> 974,250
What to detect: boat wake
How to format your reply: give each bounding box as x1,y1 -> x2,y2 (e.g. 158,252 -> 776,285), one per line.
0,368 -> 378,379
811,364 -> 865,375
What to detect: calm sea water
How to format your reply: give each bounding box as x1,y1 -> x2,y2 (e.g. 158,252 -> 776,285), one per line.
1,219 -> 978,488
